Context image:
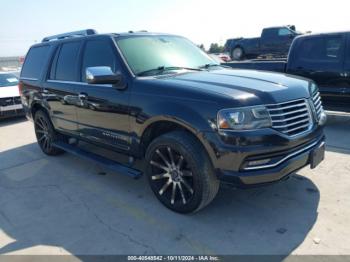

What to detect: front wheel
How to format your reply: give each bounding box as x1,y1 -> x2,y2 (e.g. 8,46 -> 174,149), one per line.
145,131 -> 220,213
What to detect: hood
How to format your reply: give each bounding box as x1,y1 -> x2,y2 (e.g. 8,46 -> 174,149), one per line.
156,68 -> 311,105
0,85 -> 20,98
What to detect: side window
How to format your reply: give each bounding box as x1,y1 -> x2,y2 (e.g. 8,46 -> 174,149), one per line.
278,28 -> 292,36
348,38 -> 350,62
325,37 -> 342,59
49,46 -> 60,80
297,36 -> 343,62
262,29 -> 278,39
81,40 -> 117,81
54,41 -> 81,81
21,46 -> 50,79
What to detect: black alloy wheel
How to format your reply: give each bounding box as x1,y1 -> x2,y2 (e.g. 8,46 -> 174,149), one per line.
34,110 -> 64,155
149,145 -> 194,206
145,131 -> 220,213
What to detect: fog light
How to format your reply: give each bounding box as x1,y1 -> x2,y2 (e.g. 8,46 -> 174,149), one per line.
318,111 -> 327,126
247,158 -> 271,167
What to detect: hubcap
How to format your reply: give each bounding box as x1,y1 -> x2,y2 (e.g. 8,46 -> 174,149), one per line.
233,48 -> 242,59
150,146 -> 194,205
35,116 -> 52,152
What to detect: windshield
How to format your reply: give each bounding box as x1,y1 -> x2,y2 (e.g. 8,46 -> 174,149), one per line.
0,73 -> 19,87
115,35 -> 218,76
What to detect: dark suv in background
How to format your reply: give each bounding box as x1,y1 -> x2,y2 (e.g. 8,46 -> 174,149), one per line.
20,29 -> 326,213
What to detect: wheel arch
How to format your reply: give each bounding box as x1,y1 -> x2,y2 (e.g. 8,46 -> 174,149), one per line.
139,117 -> 217,167
31,101 -> 50,118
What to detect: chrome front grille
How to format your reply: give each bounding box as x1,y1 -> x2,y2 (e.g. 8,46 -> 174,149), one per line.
312,91 -> 323,120
266,99 -> 312,136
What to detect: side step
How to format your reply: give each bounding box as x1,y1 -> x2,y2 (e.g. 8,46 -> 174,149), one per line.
52,141 -> 142,179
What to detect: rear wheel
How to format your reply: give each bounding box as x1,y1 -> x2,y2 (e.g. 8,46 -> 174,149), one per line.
231,47 -> 244,60
145,131 -> 220,213
34,110 -> 65,156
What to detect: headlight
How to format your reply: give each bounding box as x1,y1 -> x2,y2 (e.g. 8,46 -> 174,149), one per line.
217,106 -> 272,130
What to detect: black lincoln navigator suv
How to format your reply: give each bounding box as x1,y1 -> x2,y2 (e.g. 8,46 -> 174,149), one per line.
19,29 -> 326,213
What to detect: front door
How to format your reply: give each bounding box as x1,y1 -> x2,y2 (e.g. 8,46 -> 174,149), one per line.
74,38 -> 131,152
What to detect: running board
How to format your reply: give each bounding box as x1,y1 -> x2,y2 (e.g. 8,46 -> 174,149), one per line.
52,141 -> 142,179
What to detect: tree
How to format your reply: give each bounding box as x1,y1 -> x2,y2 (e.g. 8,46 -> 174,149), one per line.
208,43 -> 225,53
197,44 -> 205,51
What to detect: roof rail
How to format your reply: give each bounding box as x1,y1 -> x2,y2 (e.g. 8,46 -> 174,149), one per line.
42,29 -> 97,42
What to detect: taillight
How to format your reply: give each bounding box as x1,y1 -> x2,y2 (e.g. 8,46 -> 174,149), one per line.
18,82 -> 23,96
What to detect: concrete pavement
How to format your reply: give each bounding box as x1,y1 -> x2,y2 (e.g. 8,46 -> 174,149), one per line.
0,117 -> 349,256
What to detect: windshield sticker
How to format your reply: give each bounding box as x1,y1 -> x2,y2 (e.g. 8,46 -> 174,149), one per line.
6,78 -> 18,83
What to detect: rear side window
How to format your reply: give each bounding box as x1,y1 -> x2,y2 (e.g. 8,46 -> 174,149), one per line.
81,40 -> 117,81
21,46 -> 50,79
54,42 -> 81,81
297,36 -> 343,62
262,29 -> 277,39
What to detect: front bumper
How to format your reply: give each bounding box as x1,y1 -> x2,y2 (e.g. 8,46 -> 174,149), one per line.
0,104 -> 24,119
200,125 -> 325,187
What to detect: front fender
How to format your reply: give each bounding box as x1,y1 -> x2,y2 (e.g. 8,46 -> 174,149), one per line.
132,100 -> 218,138
129,99 -> 220,162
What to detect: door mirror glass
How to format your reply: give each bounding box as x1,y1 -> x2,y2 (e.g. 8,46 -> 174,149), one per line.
86,66 -> 122,85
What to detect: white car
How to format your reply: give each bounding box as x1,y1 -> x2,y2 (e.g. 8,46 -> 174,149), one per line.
0,72 -> 24,119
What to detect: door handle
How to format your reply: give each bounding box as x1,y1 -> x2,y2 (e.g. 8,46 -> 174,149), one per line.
78,93 -> 88,100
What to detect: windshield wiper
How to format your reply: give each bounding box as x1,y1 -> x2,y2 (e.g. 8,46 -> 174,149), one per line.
137,66 -> 203,76
199,63 -> 221,69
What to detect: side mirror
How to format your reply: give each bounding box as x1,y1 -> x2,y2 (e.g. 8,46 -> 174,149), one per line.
86,67 -> 125,88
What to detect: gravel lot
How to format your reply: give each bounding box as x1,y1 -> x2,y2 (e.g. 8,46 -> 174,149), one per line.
0,116 -> 349,256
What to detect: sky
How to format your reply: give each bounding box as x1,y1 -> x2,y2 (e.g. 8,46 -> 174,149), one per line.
0,0 -> 349,56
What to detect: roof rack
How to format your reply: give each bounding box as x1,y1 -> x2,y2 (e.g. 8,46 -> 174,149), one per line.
42,29 -> 97,42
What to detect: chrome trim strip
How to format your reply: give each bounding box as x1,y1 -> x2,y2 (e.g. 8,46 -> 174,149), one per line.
20,77 -> 38,81
268,102 -> 306,111
244,140 -> 322,171
269,107 -> 308,117
273,118 -> 310,129
46,79 -> 112,87
265,98 -> 308,107
284,123 -> 311,133
271,112 -> 309,123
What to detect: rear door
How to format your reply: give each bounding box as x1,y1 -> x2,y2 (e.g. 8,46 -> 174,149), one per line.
74,38 -> 131,152
288,34 -> 345,102
343,33 -> 350,101
260,28 -> 278,55
43,40 -> 82,134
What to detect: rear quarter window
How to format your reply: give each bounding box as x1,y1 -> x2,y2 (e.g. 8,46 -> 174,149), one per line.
21,45 -> 50,79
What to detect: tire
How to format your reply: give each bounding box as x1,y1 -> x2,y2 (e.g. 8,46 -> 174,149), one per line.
231,47 -> 244,60
145,131 -> 220,213
34,110 -> 65,156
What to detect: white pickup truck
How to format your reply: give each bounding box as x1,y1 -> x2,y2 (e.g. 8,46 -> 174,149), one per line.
0,72 -> 24,119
